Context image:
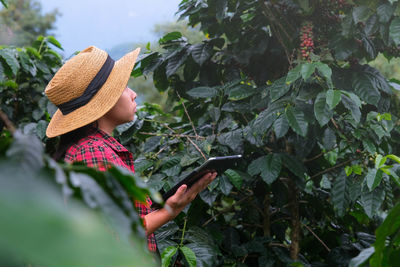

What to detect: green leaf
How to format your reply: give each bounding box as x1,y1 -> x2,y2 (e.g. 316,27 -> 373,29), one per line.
345,166 -> 353,176
361,186 -> 385,218
375,154 -> 386,169
349,247 -> 375,267
326,89 -> 341,110
6,132 -> 44,173
1,0 -> 9,8
315,62 -> 333,87
285,64 -> 301,85
159,32 -> 182,44
161,246 -> 178,267
377,4 -> 393,23
365,168 -> 383,191
166,49 -> 188,77
219,175 -> 233,195
314,92 -> 333,126
252,108 -> 279,134
18,50 -> 36,76
248,156 -> 265,176
190,43 -> 212,66
281,154 -> 307,179
0,48 -> 20,76
352,165 -> 362,175
270,77 -> 290,101
285,106 -> 308,137
322,127 -> 336,150
331,174 -> 350,217
0,163 -> 156,267
341,95 -> 361,123
365,14 -> 379,36
228,84 -> 257,101
187,86 -> 218,98
180,246 -> 197,267
371,203 -> 400,264
260,154 -> 282,185
36,120 -> 48,140
371,124 -> 389,140
390,17 -> 400,45
224,169 -> 242,189
363,139 -> 376,154
301,62 -> 316,80
185,227 -> 220,266
341,91 -> 362,107
320,175 -> 331,189
46,36 -> 63,50
386,154 -> 400,164
217,129 -> 243,152
273,115 -> 289,138
353,6 -> 372,24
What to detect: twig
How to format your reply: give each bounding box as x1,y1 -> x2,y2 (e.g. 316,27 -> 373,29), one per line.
269,242 -> 290,249
186,136 -> 207,161
176,91 -> 199,140
310,158 -> 354,179
304,151 -> 325,163
302,224 -> 331,252
153,145 -> 167,158
138,132 -> 205,140
0,109 -> 16,134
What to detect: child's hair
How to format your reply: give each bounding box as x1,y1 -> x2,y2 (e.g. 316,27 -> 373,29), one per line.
52,122 -> 98,161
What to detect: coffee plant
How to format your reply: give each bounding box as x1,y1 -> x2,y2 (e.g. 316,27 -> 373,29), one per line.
2,0 -> 400,266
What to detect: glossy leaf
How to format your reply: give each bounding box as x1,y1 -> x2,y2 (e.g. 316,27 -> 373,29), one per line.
285,106 -> 308,137
326,89 -> 341,110
190,43 -> 213,66
228,84 -> 257,101
224,169 -> 242,189
161,246 -> 178,267
331,174 -> 350,217
187,86 -> 218,98
270,77 -> 290,101
390,17 -> 400,45
300,62 -> 316,80
349,247 -> 375,267
273,115 -> 289,138
361,186 -> 385,218
180,246 -> 197,267
365,168 -> 384,191
0,48 -> 20,76
314,92 -> 333,126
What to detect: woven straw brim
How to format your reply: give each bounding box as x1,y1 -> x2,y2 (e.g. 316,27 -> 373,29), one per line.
46,48 -> 140,138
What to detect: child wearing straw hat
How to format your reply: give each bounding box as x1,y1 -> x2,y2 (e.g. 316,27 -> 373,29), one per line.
44,46 -> 217,253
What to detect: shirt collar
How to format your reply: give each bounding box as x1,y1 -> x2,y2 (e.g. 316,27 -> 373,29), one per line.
90,128 -> 129,153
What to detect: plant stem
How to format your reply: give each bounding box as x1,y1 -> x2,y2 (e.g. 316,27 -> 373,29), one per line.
179,217 -> 188,247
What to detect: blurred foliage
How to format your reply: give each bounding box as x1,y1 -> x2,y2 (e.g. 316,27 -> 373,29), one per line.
0,158 -> 156,267
0,0 -> 60,46
0,129 -> 160,266
369,53 -> 400,80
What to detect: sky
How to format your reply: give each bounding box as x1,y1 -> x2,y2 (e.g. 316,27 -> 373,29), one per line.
39,0 -> 182,57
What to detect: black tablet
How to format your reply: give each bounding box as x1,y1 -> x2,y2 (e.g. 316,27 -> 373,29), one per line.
155,155 -> 242,206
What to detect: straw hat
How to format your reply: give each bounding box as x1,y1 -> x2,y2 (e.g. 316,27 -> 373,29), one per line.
45,46 -> 140,138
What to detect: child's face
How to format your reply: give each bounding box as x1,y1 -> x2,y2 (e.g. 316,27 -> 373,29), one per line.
104,87 -> 137,125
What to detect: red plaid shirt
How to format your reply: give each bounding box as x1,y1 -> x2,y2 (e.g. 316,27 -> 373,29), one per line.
64,128 -> 157,252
